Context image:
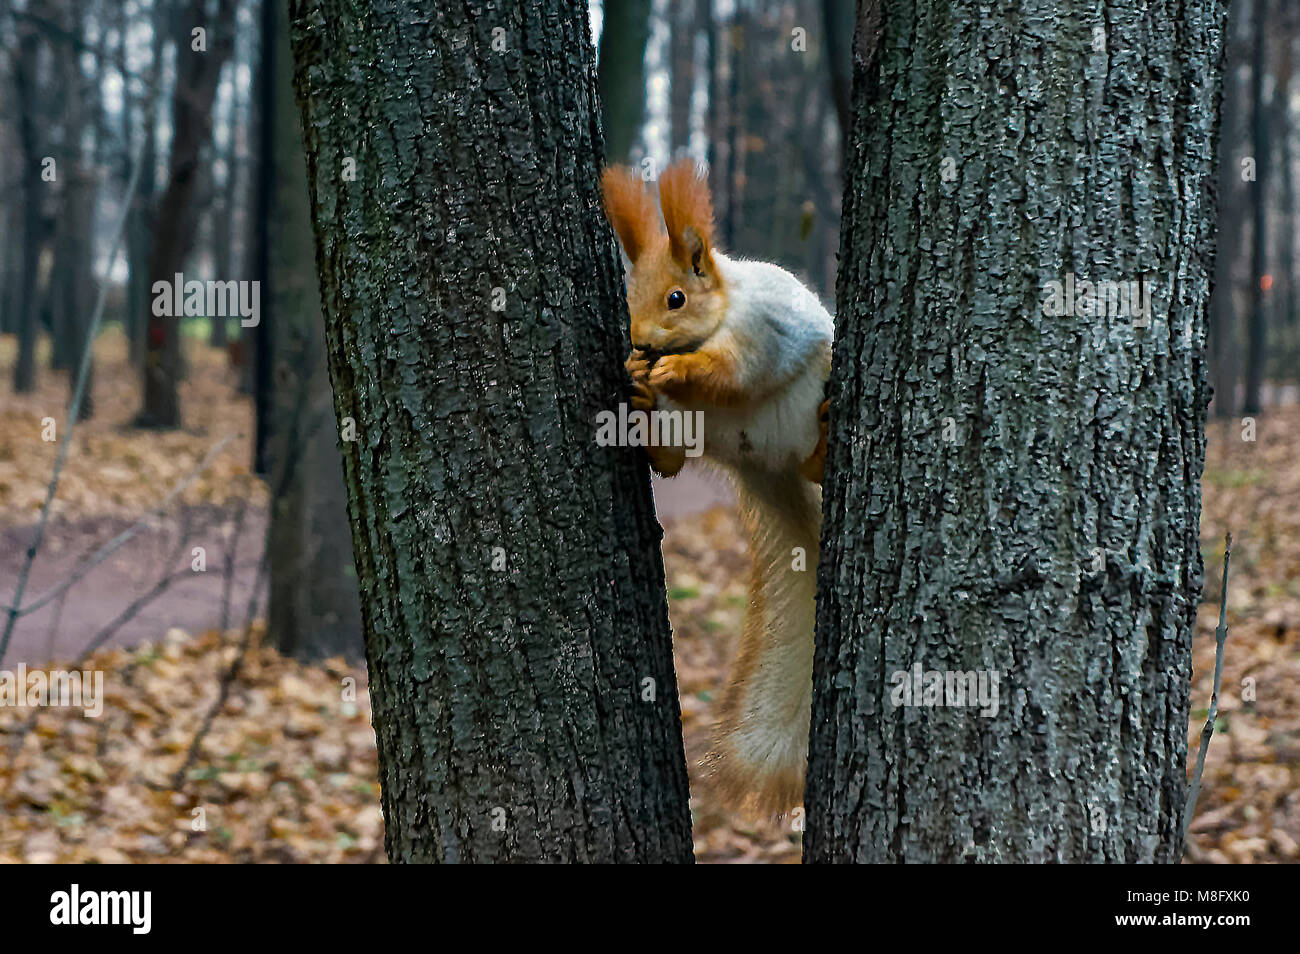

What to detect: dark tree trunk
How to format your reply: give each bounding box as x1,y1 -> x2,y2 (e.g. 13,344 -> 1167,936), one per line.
210,200 -> 231,349
598,0 -> 653,161
237,31 -> 260,398
137,0 -> 237,429
721,12 -> 745,247
1243,0 -> 1269,413
820,0 -> 854,142
1208,0 -> 1247,417
668,0 -> 695,157
806,0 -> 1226,863
289,0 -> 694,862
263,0 -> 362,662
700,0 -> 720,174
49,0 -> 97,416
209,72 -> 233,352
125,1 -> 167,370
1277,8 -> 1298,339
251,0 -> 274,466
12,22 -> 43,394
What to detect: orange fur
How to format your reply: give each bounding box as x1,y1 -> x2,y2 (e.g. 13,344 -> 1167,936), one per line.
707,554 -> 807,816
657,159 -> 715,270
705,468 -> 821,817
601,167 -> 661,264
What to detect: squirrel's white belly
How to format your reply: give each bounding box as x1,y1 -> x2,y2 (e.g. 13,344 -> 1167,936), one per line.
663,364 -> 824,473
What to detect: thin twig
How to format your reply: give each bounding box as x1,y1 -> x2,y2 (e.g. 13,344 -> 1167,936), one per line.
1182,532 -> 1233,852
0,147 -> 145,668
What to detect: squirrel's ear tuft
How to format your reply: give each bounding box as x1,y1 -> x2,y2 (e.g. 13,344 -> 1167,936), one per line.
658,159 -> 715,272
601,166 -> 660,264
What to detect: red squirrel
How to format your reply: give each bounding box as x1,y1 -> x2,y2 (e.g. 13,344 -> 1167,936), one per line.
602,158 -> 833,815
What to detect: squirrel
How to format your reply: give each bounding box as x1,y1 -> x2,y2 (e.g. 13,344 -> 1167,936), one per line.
601,158 -> 833,815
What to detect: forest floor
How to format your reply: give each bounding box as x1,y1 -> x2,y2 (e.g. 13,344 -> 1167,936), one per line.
0,329 -> 1297,862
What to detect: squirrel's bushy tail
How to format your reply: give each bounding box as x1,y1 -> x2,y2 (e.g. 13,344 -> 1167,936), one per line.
708,466 -> 820,816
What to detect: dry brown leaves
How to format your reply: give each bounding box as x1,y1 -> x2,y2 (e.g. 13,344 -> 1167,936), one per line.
0,627 -> 382,863
0,328 -> 265,522
1186,412 -> 1300,863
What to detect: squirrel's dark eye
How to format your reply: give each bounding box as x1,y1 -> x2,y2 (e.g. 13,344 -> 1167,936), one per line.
667,289 -> 686,310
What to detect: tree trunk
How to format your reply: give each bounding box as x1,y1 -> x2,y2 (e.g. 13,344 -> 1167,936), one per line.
288,0 -> 694,862
721,13 -> 745,247
820,0 -> 854,143
1277,7 -> 1298,340
50,0 -> 97,416
137,0 -> 237,429
806,0 -> 1225,863
1242,0 -> 1269,414
700,0 -> 720,174
12,22 -> 43,394
1209,0 -> 1247,417
263,0 -> 362,662
251,0 -> 274,467
668,0 -> 695,157
125,2 -> 167,370
598,0 -> 653,162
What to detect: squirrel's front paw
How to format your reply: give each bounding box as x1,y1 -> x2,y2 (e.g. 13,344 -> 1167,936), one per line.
647,353 -> 687,397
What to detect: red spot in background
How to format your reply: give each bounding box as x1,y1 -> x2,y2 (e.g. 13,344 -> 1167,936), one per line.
1261,273 -> 1274,292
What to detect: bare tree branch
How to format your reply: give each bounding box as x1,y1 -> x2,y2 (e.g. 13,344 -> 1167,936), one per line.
1182,532 -> 1234,852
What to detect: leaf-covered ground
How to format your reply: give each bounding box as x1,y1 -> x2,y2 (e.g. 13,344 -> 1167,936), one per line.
0,329 -> 265,522
0,331 -> 1296,862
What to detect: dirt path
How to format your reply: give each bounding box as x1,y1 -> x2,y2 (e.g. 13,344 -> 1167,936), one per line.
0,473 -> 730,667
0,504 -> 267,667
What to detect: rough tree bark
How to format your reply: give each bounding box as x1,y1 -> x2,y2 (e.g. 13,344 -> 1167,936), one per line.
289,0 -> 694,862
806,0 -> 1226,863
